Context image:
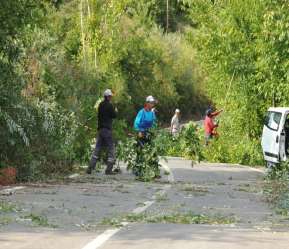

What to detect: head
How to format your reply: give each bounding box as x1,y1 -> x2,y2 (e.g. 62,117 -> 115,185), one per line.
104,89 -> 113,101
145,95 -> 156,110
206,108 -> 213,117
175,109 -> 180,116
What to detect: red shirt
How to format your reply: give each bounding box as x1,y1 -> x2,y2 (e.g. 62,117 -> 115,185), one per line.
204,110 -> 222,135
204,116 -> 216,135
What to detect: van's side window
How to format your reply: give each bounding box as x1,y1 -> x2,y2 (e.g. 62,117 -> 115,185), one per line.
264,111 -> 282,131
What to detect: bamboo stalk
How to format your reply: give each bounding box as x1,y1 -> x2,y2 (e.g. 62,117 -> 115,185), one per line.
166,0 -> 169,33
80,0 -> 86,70
86,0 -> 91,17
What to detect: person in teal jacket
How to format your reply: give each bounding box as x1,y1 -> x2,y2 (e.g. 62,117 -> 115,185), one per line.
134,95 -> 156,138
133,96 -> 160,178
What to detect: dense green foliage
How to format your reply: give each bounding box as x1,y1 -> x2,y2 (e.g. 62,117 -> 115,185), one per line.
182,0 -> 289,165
116,132 -> 161,182
0,1 -> 76,179
117,123 -> 203,181
3,0 -> 289,180
155,122 -> 203,162
0,0 -> 205,180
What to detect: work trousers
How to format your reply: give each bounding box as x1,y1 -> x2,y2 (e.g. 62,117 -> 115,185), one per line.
89,128 -> 115,173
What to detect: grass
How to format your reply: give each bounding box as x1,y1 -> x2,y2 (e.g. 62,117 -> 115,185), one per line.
234,184 -> 260,193
100,212 -> 237,228
264,178 -> 289,216
164,170 -> 170,176
24,214 -> 58,228
0,201 -> 17,213
263,162 -> 289,218
177,183 -> 209,196
0,217 -> 13,226
155,192 -> 169,202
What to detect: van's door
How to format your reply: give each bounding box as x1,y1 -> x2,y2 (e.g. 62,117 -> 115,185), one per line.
261,111 -> 283,163
279,128 -> 286,161
279,112 -> 289,161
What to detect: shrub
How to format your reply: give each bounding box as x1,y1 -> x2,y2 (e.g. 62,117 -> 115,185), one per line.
116,131 -> 162,182
203,132 -> 264,166
151,122 -> 204,161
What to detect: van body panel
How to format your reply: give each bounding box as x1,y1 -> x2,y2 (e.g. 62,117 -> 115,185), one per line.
261,108 -> 289,164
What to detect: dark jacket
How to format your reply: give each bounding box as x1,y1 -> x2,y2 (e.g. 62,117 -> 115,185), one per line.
98,99 -> 117,130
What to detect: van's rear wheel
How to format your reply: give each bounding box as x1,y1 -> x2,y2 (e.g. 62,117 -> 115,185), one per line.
266,161 -> 276,168
265,161 -> 279,174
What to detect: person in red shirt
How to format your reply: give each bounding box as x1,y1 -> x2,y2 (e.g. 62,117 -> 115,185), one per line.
204,108 -> 223,145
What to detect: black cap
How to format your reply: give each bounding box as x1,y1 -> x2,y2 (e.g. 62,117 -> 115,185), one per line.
206,109 -> 212,116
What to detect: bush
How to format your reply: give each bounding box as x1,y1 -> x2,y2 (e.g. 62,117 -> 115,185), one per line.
153,122 -> 204,162
0,0 -> 207,181
183,0 -> 289,167
202,132 -> 264,166
116,131 -> 161,182
266,160 -> 289,180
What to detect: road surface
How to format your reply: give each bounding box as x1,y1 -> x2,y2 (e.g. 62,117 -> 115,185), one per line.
0,158 -> 288,249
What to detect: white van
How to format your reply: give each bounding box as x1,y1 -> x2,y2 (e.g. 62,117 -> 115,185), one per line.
261,107 -> 289,166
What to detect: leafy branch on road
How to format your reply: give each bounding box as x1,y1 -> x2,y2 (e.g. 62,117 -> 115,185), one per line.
100,212 -> 237,228
23,214 -> 58,228
0,201 -> 18,213
116,131 -> 163,182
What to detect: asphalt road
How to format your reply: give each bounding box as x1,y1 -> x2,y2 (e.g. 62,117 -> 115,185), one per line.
1,158 -> 289,249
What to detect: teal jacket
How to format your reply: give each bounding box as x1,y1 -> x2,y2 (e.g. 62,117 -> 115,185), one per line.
134,108 -> 156,132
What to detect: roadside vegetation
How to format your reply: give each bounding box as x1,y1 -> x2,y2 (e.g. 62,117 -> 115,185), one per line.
183,0 -> 289,167
2,0 -> 289,182
264,161 -> 289,217
0,0 -> 206,181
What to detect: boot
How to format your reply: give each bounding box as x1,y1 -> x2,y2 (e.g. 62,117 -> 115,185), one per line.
105,162 -> 115,175
113,167 -> 122,174
87,155 -> 98,174
86,165 -> 94,174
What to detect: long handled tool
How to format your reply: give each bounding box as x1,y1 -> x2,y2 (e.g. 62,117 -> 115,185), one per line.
213,70 -> 236,134
223,70 -> 236,111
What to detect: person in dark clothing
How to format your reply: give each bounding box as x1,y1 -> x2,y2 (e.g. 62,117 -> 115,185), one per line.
87,89 -> 117,175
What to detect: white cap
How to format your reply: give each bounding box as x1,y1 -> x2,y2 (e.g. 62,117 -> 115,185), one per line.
104,89 -> 113,97
146,95 -> 155,103
175,109 -> 180,113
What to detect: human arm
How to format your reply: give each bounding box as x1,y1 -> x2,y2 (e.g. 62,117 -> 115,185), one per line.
211,109 -> 223,117
134,109 -> 145,132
